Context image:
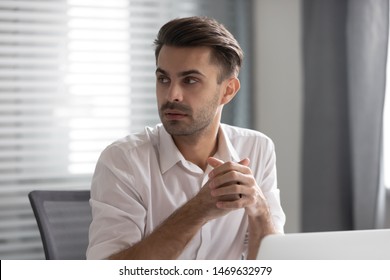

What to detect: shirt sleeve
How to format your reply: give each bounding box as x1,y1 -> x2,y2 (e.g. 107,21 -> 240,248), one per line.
86,144 -> 147,259
260,138 -> 286,234
240,134 -> 286,259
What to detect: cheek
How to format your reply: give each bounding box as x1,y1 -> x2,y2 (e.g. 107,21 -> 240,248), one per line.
196,91 -> 221,115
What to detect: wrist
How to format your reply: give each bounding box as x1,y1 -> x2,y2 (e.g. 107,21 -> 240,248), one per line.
248,205 -> 276,236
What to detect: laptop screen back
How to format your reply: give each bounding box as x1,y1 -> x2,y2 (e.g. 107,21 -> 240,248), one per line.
257,229 -> 390,259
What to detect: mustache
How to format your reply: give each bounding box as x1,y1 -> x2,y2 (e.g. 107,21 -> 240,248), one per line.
160,102 -> 192,114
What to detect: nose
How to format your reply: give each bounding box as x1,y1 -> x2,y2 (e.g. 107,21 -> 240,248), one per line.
167,82 -> 183,102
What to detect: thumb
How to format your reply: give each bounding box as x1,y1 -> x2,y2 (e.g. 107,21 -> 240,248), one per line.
239,158 -> 250,167
207,157 -> 224,168
208,157 -> 250,168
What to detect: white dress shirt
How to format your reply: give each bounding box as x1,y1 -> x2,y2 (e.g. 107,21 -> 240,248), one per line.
86,123 -> 285,259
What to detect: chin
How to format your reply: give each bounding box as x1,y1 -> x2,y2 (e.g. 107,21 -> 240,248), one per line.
162,122 -> 190,136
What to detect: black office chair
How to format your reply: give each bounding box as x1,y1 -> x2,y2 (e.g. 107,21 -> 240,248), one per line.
28,190 -> 92,260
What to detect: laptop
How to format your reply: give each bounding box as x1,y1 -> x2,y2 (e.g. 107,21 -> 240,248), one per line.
257,229 -> 390,259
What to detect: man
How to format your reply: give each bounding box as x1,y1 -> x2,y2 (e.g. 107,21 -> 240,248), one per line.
87,16 -> 285,260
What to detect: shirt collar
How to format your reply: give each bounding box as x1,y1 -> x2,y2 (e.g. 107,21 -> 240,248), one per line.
214,124 -> 240,163
159,125 -> 185,174
159,124 -> 240,174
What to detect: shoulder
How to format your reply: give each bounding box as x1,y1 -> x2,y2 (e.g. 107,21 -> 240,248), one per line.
99,124 -> 162,162
221,124 -> 274,147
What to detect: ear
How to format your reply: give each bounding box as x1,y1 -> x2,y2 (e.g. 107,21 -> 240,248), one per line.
220,77 -> 240,105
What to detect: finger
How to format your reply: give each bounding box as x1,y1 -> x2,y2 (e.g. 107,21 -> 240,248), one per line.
216,199 -> 246,209
218,193 -> 241,202
209,171 -> 253,191
209,158 -> 251,179
211,183 -> 243,197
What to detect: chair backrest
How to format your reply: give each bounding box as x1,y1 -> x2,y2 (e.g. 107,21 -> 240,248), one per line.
28,190 -> 92,260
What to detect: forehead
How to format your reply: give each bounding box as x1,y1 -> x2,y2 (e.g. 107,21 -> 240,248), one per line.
156,45 -> 219,76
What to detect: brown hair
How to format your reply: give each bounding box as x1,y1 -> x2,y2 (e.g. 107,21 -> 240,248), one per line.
154,16 -> 243,83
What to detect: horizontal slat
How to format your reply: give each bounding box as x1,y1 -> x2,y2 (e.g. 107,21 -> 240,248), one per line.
0,228 -> 38,237
0,230 -> 40,241
68,42 -> 129,52
0,160 -> 99,171
68,7 -> 129,19
0,71 -> 130,79
0,46 -> 62,55
0,252 -> 44,260
0,147 -> 104,157
0,34 -> 65,45
0,58 -> 59,67
0,240 -> 44,253
0,69 -> 62,78
0,10 -> 66,22
0,107 -> 133,115
0,81 -> 116,88
0,207 -> 34,217
0,131 -> 125,142
0,0 -> 67,10
68,0 -> 129,8
0,171 -> 93,182
0,125 -> 129,135
0,92 -> 132,99
68,51 -> 129,61
0,219 -> 38,229
0,182 -> 90,194
0,110 -> 146,119
0,22 -> 67,33
68,30 -> 130,40
0,101 -> 153,110
67,63 -> 130,73
68,18 -> 129,29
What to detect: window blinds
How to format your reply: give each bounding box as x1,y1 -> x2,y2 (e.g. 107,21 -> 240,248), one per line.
0,0 -> 242,259
384,2 -> 390,189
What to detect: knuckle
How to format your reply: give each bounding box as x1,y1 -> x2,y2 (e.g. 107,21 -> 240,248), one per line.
230,171 -> 239,181
226,161 -> 235,169
244,166 -> 252,174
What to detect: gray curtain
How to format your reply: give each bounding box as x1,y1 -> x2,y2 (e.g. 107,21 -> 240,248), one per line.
302,0 -> 388,231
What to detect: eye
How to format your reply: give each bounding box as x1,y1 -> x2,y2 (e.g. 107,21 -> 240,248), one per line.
183,77 -> 198,84
157,75 -> 170,84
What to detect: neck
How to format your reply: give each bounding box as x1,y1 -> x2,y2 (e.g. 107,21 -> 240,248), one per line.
172,123 -> 219,171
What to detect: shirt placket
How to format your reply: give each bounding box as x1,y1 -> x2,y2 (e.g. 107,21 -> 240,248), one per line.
195,170 -> 212,259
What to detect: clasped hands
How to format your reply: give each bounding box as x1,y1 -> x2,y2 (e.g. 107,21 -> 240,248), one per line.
194,156 -> 269,221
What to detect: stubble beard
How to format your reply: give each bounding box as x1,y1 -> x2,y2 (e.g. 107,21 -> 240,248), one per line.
159,92 -> 220,137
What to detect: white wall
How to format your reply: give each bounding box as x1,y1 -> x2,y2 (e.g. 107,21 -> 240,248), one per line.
253,0 -> 303,233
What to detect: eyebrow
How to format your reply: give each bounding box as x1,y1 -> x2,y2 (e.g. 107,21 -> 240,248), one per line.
155,67 -> 206,78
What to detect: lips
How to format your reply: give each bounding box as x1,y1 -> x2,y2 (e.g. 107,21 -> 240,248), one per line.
164,110 -> 188,120
160,102 -> 192,121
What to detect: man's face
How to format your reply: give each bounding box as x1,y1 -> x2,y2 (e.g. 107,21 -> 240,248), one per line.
156,46 -> 224,137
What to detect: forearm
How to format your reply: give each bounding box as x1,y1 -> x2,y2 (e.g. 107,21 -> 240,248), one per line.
109,198 -> 206,260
